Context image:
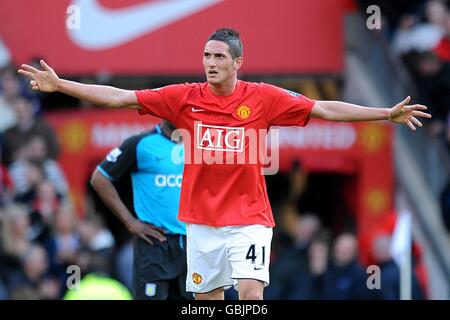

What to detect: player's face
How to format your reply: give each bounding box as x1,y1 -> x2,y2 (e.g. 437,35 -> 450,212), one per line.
203,40 -> 242,85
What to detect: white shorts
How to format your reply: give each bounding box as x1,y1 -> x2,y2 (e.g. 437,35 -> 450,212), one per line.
185,223 -> 273,294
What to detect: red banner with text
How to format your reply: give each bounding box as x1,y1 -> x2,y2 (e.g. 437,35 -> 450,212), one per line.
1,0 -> 343,75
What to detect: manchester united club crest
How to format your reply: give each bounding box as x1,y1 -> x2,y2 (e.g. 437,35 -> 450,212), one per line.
192,273 -> 202,285
235,105 -> 251,120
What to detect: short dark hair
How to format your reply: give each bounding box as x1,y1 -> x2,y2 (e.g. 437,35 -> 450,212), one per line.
207,28 -> 243,59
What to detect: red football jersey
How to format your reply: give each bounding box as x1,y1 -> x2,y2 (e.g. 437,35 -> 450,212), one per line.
136,80 -> 315,227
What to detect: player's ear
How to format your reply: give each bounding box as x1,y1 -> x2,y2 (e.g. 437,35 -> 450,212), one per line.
234,57 -> 243,70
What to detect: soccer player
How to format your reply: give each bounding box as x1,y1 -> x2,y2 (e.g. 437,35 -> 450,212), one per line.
18,28 -> 431,300
90,121 -> 191,300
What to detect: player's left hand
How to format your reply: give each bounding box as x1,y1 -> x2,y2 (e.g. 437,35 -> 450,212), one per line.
388,96 -> 432,131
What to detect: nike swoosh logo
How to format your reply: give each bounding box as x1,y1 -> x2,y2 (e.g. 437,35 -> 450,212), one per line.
254,267 -> 264,271
68,0 -> 223,50
191,107 -> 205,112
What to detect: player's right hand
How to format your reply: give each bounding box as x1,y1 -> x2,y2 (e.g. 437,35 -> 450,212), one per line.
18,59 -> 59,93
127,219 -> 167,245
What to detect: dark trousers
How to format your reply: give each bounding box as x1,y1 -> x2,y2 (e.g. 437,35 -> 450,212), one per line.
132,234 -> 192,300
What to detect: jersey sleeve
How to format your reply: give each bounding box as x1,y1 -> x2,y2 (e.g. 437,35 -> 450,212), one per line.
97,135 -> 140,181
260,83 -> 316,127
135,84 -> 189,124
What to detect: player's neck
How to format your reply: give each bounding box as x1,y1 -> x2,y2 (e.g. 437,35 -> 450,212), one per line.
208,78 -> 238,96
160,122 -> 175,139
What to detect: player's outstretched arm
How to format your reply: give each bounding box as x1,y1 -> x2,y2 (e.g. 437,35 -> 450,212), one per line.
311,96 -> 432,131
18,60 -> 139,109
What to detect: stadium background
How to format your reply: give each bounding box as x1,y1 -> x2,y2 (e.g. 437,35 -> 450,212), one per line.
0,0 -> 449,299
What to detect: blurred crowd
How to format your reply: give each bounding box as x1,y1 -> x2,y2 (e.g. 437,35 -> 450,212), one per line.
0,65 -> 131,299
361,0 -> 450,235
388,0 -> 450,143
387,0 -> 450,232
260,164 -> 428,300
